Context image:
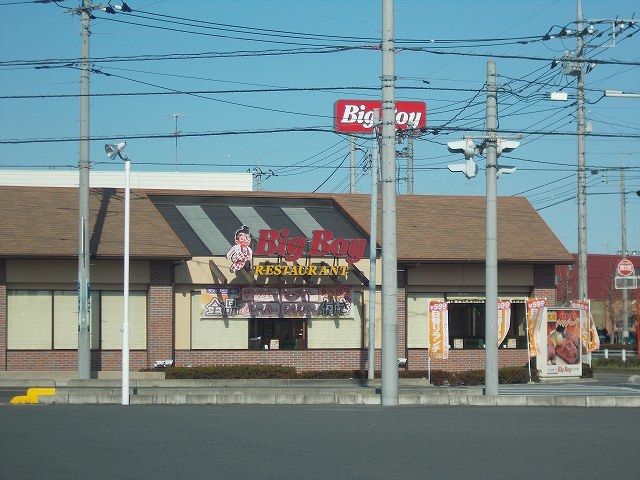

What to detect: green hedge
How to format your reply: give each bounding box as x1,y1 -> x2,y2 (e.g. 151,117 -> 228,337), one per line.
162,364 -> 539,384
591,358 -> 640,368
165,365 -> 297,379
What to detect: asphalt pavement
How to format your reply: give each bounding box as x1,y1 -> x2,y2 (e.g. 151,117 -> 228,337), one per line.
1,404 -> 638,480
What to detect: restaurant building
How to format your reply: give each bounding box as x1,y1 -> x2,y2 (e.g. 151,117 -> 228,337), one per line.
0,185 -> 573,373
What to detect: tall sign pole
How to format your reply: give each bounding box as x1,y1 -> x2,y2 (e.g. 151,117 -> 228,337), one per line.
77,0 -> 92,379
368,110 -> 380,380
620,159 -> 629,340
380,0 -> 398,406
350,136 -> 356,193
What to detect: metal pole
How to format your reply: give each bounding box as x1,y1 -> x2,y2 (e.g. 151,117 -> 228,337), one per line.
350,136 -> 356,193
407,134 -> 414,194
381,0 -> 398,406
174,115 -> 179,172
77,0 -> 91,379
621,159 -> 629,340
122,158 -> 130,405
368,110 -> 379,380
525,313 -> 532,383
576,0 -> 589,300
485,60 -> 499,396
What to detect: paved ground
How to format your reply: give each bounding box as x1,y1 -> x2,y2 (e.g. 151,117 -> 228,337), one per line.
1,404 -> 638,480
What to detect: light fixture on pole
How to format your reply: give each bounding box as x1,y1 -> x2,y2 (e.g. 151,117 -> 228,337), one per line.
105,141 -> 131,406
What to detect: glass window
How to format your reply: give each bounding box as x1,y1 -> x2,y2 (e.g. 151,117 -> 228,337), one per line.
7,290 -> 52,349
249,319 -> 307,350
448,303 -> 486,348
100,291 -> 147,350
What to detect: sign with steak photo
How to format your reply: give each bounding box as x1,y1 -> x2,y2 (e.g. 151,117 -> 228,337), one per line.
539,308 -> 583,377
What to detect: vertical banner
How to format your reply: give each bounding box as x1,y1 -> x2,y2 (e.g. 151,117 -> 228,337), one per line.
497,300 -> 512,346
526,298 -> 546,357
569,300 -> 590,351
588,311 -> 600,353
427,300 -> 449,359
569,299 -> 600,353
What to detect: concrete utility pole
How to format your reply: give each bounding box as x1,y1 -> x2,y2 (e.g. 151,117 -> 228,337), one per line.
77,0 -> 92,379
620,159 -> 629,340
368,109 -> 379,380
380,0 -> 398,406
484,60 -> 499,397
576,0 -> 588,301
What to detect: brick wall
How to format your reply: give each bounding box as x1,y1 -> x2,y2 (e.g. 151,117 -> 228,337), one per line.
6,351 -> 148,372
407,348 -> 528,372
533,264 -> 557,306
147,261 -> 174,368
176,349 -> 370,371
0,260 -> 6,370
175,348 -> 525,372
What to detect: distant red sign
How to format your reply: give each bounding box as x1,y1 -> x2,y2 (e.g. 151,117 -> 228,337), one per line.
616,259 -> 635,277
334,99 -> 427,133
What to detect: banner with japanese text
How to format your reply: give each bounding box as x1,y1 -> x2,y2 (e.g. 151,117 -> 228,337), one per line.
570,299 -> 600,353
569,300 -> 590,350
497,300 -> 512,346
526,298 -> 546,357
200,286 -> 353,319
427,300 -> 449,359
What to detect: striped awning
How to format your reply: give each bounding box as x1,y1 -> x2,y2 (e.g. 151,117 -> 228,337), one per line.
149,195 -> 370,257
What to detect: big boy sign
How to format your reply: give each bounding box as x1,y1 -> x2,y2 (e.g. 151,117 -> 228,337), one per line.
334,99 -> 427,133
255,228 -> 366,264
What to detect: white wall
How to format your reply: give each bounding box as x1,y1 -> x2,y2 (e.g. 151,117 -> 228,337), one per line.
0,170 -> 253,191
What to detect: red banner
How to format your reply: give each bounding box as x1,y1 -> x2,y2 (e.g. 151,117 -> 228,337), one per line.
334,99 -> 427,133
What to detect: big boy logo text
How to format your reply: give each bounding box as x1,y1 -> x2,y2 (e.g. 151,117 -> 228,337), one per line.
255,229 -> 366,264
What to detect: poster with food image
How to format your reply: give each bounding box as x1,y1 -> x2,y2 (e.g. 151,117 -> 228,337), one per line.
539,308 -> 582,377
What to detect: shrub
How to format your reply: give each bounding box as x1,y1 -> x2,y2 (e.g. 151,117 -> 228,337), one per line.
165,365 -> 296,379
161,364 -> 540,384
591,357 -> 640,368
581,363 -> 593,378
498,366 -> 530,384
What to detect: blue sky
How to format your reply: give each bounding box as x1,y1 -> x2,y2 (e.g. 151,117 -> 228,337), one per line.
0,0 -> 638,255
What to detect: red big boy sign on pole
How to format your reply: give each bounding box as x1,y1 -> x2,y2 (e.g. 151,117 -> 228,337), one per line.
334,99 -> 427,133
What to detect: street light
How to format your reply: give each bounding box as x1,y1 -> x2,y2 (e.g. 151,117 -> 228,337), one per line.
104,141 -> 131,406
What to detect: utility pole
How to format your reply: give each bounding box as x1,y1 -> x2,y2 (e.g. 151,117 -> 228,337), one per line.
368,110 -> 380,380
170,113 -> 186,172
484,60 -> 499,397
576,0 -> 588,300
77,0 -> 92,379
249,167 -> 275,191
620,158 -> 629,340
380,0 -> 398,406
558,1 -> 638,300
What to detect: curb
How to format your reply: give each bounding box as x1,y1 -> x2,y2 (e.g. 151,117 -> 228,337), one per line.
35,392 -> 640,407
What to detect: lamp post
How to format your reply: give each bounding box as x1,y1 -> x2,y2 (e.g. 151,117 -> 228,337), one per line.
105,141 -> 130,406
